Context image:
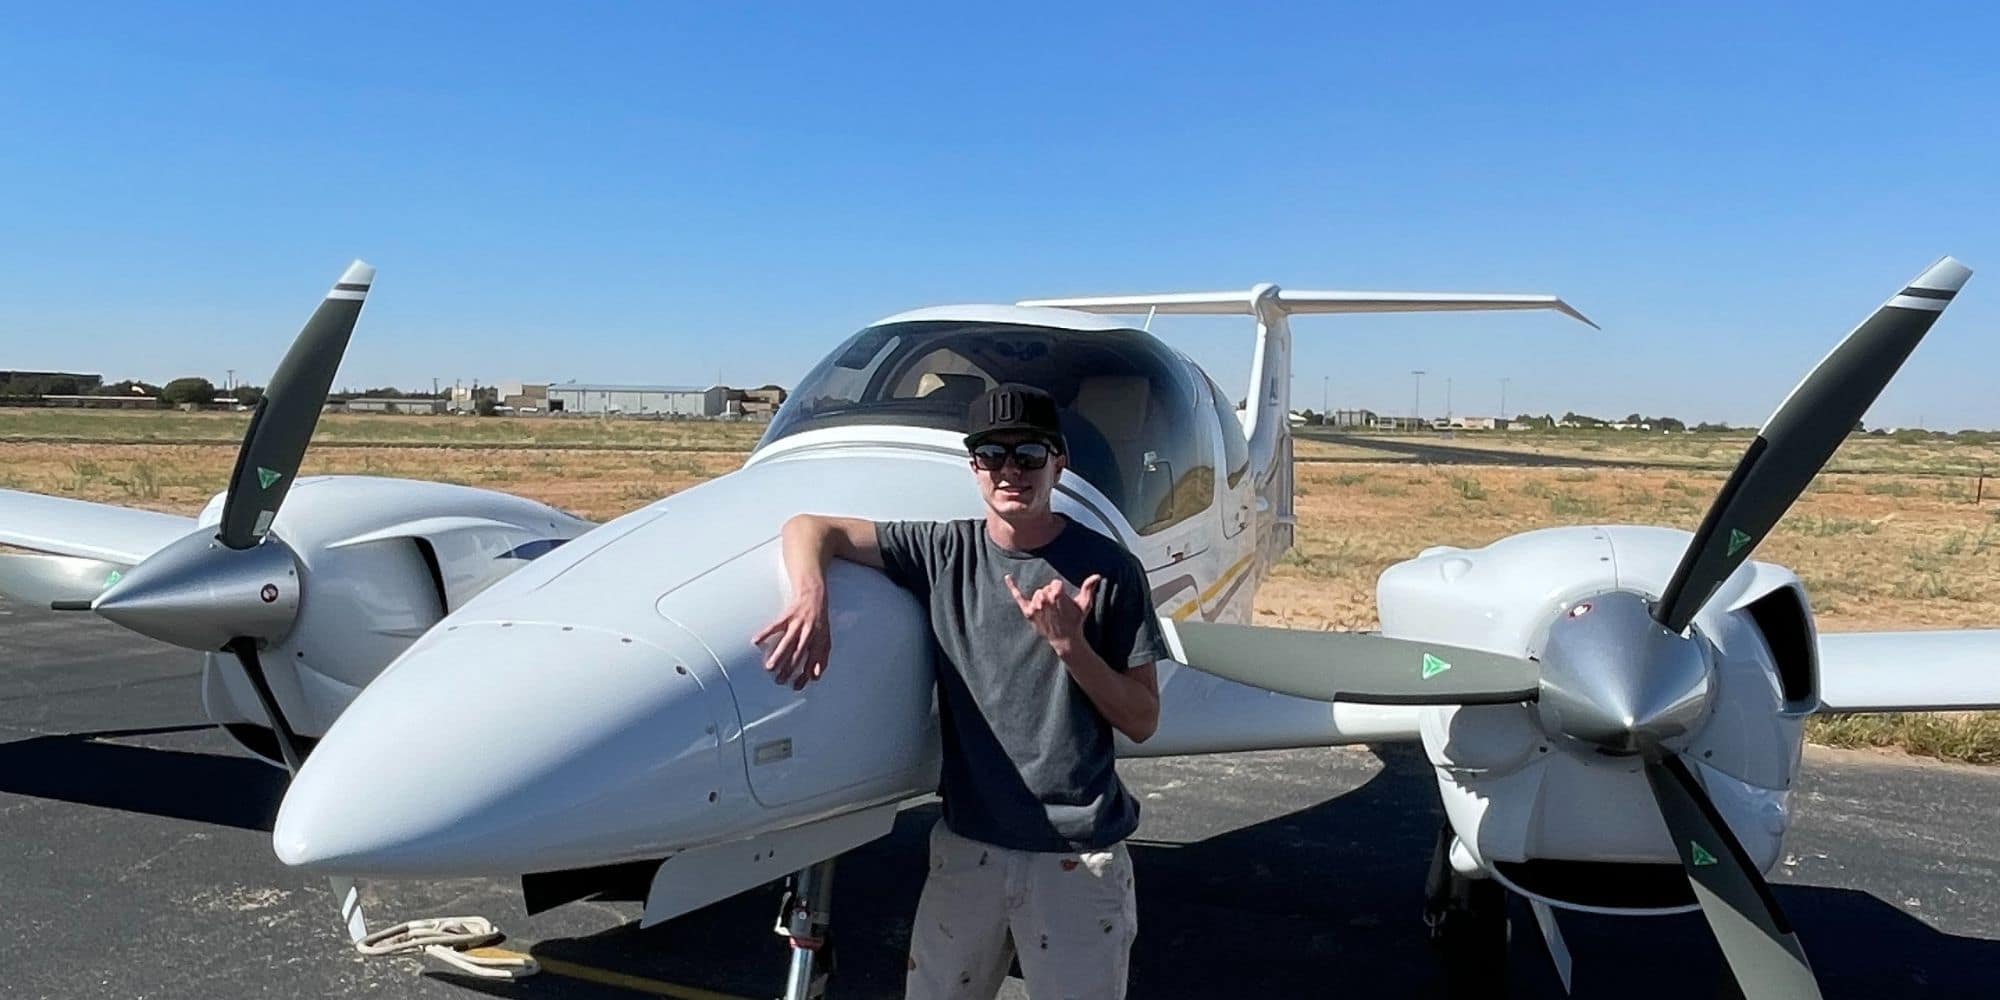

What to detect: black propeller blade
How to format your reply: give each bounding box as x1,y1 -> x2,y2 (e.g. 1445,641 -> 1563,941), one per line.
1644,754 -> 1821,1000
217,261 -> 374,550
1172,621 -> 1542,705
1653,257 -> 1970,633
224,637 -> 307,773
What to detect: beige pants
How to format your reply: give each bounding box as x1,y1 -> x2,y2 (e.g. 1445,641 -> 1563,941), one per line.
905,820 -> 1138,1000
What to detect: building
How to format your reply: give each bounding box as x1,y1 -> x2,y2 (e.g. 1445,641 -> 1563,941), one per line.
36,394 -> 158,410
495,380 -> 549,413
1372,415 -> 1428,431
1445,416 -> 1506,431
0,370 -> 102,395
1328,409 -> 1379,429
730,385 -> 788,418
344,397 -> 449,414
544,382 -> 726,417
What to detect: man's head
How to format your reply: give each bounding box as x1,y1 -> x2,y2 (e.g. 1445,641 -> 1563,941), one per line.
964,384 -> 1067,520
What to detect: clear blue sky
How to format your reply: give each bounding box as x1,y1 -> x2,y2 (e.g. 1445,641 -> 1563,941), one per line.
3,3 -> 1995,427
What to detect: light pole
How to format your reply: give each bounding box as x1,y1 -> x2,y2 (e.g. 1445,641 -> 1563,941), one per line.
1410,370 -> 1426,432
1322,375 -> 1329,418
1500,377 -> 1510,420
1445,377 -> 1453,423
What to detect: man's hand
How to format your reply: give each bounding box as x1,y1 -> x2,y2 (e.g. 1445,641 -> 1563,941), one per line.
1005,573 -> 1101,656
752,583 -> 831,690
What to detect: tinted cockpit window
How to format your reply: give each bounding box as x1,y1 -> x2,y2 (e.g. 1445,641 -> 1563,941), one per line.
762,320 -> 1210,534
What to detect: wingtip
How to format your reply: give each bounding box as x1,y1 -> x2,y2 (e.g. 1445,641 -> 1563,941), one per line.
1558,299 -> 1602,331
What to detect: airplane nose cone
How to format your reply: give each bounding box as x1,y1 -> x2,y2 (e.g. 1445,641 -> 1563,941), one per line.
273,621 -> 727,876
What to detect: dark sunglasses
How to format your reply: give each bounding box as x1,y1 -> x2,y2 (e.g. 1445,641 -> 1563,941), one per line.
969,441 -> 1053,471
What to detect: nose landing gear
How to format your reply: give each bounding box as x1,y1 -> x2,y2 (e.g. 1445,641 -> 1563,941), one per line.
1423,825 -> 1511,998
776,859 -> 838,1000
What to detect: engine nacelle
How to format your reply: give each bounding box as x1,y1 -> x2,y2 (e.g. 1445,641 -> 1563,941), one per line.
193,476 -> 591,756
1380,525 -> 1815,914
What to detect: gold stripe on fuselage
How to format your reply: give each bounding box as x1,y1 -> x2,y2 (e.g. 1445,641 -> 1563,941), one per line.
1167,551 -> 1256,622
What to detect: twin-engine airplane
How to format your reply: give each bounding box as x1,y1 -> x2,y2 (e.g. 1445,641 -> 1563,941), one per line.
1,258 -> 1994,999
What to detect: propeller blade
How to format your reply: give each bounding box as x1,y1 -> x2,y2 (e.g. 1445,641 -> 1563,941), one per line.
1172,621 -> 1540,704
225,637 -> 307,773
0,552 -> 128,608
217,261 -> 375,550
1654,257 -> 1971,632
1644,755 -> 1820,1000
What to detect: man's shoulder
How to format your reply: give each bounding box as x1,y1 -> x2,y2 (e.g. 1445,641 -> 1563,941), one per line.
881,518 -> 981,554
1058,519 -> 1147,577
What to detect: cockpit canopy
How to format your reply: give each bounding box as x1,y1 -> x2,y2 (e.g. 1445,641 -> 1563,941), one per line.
761,320 -> 1215,535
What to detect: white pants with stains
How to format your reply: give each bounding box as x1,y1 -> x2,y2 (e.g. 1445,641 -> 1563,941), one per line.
905,820 -> 1137,1000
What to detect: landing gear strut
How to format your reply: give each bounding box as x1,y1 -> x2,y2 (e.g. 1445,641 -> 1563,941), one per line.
1423,825 -> 1509,998
777,859 -> 837,1000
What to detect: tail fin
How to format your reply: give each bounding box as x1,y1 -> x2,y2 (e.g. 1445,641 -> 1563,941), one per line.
1019,284 -> 1595,558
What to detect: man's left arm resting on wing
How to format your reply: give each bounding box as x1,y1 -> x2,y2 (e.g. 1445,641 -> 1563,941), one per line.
1005,573 -> 1161,743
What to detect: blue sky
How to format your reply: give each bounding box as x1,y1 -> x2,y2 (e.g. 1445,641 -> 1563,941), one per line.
2,3 -> 1995,427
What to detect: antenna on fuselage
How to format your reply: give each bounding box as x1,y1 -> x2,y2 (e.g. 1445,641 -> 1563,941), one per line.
1143,306 -> 1157,332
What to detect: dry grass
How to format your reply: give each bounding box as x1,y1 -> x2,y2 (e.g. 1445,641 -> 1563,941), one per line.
7,413 -> 1997,763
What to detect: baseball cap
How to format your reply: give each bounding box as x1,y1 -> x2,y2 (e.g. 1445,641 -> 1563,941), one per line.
963,383 -> 1066,453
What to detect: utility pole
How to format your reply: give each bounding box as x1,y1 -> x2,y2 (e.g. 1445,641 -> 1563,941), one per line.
1445,377 -> 1453,422
225,368 -> 235,392
1322,375 -> 1329,414
1500,377 -> 1511,420
1410,370 -> 1426,432
433,377 -> 440,398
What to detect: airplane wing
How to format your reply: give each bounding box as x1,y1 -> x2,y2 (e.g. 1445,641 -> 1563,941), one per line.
0,489 -> 196,605
1816,630 -> 2000,712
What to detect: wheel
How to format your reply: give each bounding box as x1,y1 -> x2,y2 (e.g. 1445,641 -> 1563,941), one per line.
1432,877 -> 1509,998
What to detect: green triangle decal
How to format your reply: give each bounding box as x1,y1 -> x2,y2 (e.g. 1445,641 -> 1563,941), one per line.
257,467 -> 283,490
1689,841 -> 1718,867
1726,528 -> 1752,556
1421,653 -> 1452,680
103,570 -> 122,589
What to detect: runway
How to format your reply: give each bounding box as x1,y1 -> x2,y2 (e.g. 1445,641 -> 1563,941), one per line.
3,598 -> 1997,998
1295,430 -> 1670,468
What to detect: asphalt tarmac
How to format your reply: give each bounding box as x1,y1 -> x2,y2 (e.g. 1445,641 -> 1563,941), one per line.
1294,429 -> 1667,468
4,598 -> 1998,999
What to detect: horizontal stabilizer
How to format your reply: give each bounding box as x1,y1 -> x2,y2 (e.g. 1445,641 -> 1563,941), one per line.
0,489 -> 195,565
1817,629 -> 2000,712
1169,620 -> 1542,705
1021,286 -> 1597,329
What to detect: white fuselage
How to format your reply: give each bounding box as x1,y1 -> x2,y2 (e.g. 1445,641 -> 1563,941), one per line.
271,424 -> 1414,877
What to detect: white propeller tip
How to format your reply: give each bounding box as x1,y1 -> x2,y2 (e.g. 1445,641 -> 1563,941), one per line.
338,260 -> 376,286
1914,256 -> 1971,293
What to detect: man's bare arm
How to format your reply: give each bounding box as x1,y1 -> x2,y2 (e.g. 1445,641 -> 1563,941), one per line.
752,515 -> 884,688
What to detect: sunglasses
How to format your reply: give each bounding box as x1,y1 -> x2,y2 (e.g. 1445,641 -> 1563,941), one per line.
969,440 -> 1053,471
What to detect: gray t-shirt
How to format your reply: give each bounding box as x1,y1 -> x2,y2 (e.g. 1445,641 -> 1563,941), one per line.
875,516 -> 1169,852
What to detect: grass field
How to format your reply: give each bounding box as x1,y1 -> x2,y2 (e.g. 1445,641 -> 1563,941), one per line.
5,413 -> 1997,762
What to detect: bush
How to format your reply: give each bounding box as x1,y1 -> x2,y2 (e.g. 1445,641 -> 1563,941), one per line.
161,377 -> 216,405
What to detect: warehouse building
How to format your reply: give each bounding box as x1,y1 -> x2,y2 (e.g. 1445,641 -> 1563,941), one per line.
544,382 -> 727,417
343,397 -> 449,414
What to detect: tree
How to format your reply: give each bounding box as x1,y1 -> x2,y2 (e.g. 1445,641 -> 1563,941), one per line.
473,395 -> 498,417
101,379 -> 162,397
162,377 -> 217,406
233,384 -> 265,406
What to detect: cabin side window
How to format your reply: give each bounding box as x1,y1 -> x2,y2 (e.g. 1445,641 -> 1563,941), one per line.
1205,373 -> 1250,489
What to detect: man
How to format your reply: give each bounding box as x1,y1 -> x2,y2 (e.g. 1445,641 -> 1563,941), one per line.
753,382 -> 1168,1000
